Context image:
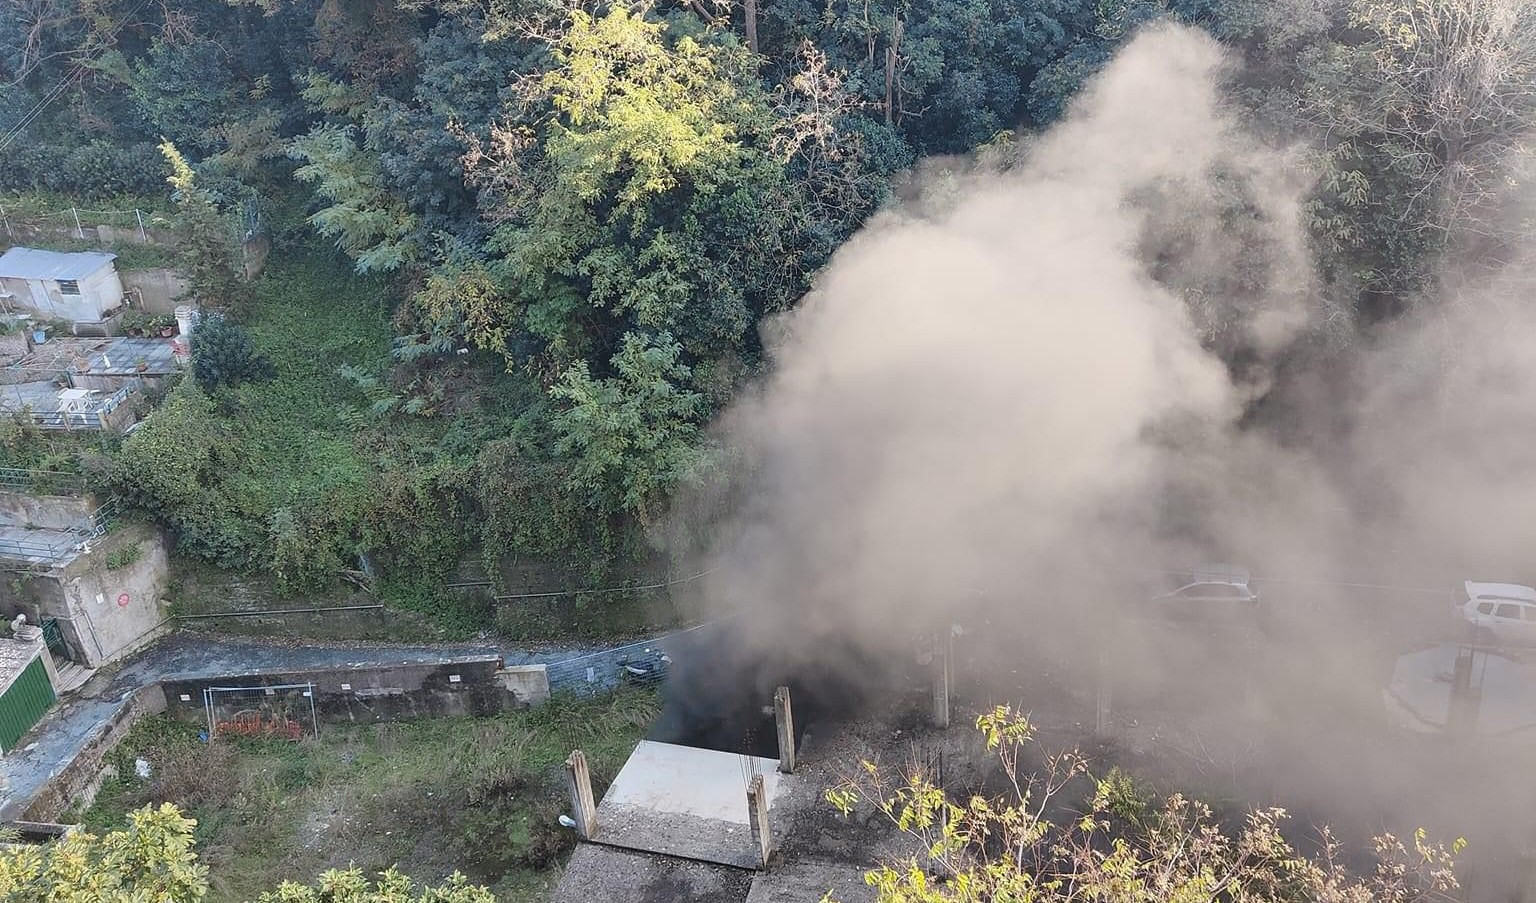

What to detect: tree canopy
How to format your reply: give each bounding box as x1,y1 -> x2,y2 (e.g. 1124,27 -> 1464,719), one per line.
3,0 -> 1533,599
0,803 -> 495,903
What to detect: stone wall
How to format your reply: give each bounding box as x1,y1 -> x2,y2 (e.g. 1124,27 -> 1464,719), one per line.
120,268 -> 189,314
21,684 -> 167,821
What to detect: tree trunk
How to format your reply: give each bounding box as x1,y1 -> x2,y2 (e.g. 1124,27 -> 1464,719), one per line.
744,0 -> 759,54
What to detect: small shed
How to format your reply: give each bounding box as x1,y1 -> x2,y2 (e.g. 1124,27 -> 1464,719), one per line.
0,248 -> 125,327
0,636 -> 55,753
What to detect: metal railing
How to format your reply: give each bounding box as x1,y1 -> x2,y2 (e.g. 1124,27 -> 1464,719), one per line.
0,497 -> 116,564
12,383 -> 136,432
0,467 -> 83,495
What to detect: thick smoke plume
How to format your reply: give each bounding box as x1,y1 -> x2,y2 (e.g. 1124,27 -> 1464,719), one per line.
677,24 -> 1333,652
665,21 -> 1536,897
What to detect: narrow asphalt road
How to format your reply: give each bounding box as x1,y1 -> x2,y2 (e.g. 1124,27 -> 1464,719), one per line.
0,631 -> 604,821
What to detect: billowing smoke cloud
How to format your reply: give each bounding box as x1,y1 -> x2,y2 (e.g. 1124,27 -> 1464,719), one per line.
674,24 -> 1333,652
663,20 -> 1536,897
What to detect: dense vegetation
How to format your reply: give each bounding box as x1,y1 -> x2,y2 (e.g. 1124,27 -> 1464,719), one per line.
3,0 -> 1532,617
63,694 -> 655,901
1,705 -> 1460,903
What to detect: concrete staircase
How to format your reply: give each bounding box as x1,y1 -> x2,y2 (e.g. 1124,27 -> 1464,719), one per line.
53,661 -> 95,695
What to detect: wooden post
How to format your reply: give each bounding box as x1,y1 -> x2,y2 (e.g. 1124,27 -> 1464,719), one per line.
774,686 -> 796,773
565,750 -> 598,838
747,773 -> 772,867
932,630 -> 951,729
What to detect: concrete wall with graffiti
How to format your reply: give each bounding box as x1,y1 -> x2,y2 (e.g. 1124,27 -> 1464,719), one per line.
2,524 -> 171,668
57,524 -> 170,666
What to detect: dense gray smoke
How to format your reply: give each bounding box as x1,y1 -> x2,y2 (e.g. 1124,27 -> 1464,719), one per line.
677,24 -> 1338,648
664,20 -> 1536,898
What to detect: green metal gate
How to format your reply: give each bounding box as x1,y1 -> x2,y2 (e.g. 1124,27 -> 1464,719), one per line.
0,657 -> 56,752
41,618 -> 68,660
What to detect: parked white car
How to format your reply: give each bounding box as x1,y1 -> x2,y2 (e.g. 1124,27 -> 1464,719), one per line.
1458,581 -> 1536,645
1152,565 -> 1261,619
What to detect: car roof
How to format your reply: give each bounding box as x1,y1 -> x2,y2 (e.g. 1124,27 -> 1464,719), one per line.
1189,564 -> 1251,586
1465,581 -> 1536,603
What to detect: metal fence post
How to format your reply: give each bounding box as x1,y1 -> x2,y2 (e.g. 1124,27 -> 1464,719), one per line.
71,207 -> 84,240
135,209 -> 147,243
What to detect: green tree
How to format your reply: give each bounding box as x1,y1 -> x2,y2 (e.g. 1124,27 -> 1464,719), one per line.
553,332 -> 710,520
824,706 -> 1464,903
190,313 -> 278,393
288,119 -> 422,275
0,804 -> 207,903
465,5 -> 802,377
160,142 -> 248,310
0,803 -> 494,903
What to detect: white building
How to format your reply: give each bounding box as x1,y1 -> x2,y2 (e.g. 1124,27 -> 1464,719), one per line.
0,247 -> 125,328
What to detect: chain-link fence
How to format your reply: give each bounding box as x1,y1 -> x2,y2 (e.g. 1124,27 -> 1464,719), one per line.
203,683 -> 319,741
0,201 -> 177,245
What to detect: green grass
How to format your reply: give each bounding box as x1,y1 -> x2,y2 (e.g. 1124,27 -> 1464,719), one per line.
80,691 -> 658,902
228,253 -> 393,516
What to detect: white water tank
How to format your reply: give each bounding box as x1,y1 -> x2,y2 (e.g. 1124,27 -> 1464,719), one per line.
173,305 -> 198,361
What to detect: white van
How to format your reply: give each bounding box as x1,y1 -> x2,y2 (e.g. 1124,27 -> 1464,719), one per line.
1458,581 -> 1536,645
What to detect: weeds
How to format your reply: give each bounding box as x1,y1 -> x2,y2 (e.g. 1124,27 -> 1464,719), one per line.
80,690 -> 657,903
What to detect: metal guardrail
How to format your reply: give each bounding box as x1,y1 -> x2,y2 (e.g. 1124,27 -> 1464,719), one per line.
0,468 -> 83,494
0,497 -> 117,564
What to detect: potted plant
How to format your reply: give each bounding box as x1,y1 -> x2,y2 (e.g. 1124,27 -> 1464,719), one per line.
120,311 -> 151,337
72,355 -> 90,373
134,357 -> 149,373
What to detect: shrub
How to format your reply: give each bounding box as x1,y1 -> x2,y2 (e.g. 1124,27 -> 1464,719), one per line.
104,543 -> 143,570
190,314 -> 277,393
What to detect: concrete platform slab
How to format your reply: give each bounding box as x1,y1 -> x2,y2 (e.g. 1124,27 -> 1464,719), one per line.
1386,643 -> 1536,736
592,740 -> 785,868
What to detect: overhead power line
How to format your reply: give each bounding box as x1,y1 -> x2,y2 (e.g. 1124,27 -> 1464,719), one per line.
0,0 -> 156,153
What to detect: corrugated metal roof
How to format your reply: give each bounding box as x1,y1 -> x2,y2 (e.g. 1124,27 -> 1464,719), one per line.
0,247 -> 117,281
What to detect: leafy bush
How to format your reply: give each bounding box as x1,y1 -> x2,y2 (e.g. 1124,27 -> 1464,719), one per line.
109,382 -> 256,567
0,141 -> 167,199
104,543 -> 143,571
190,314 -> 277,393
110,383 -> 230,514
267,506 -> 347,594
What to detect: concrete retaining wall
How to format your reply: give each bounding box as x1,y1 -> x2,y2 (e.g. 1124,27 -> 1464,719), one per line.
158,655 -> 538,724
56,526 -> 172,667
2,222 -> 181,250
0,492 -> 95,532
119,269 -> 188,314
22,685 -> 166,821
